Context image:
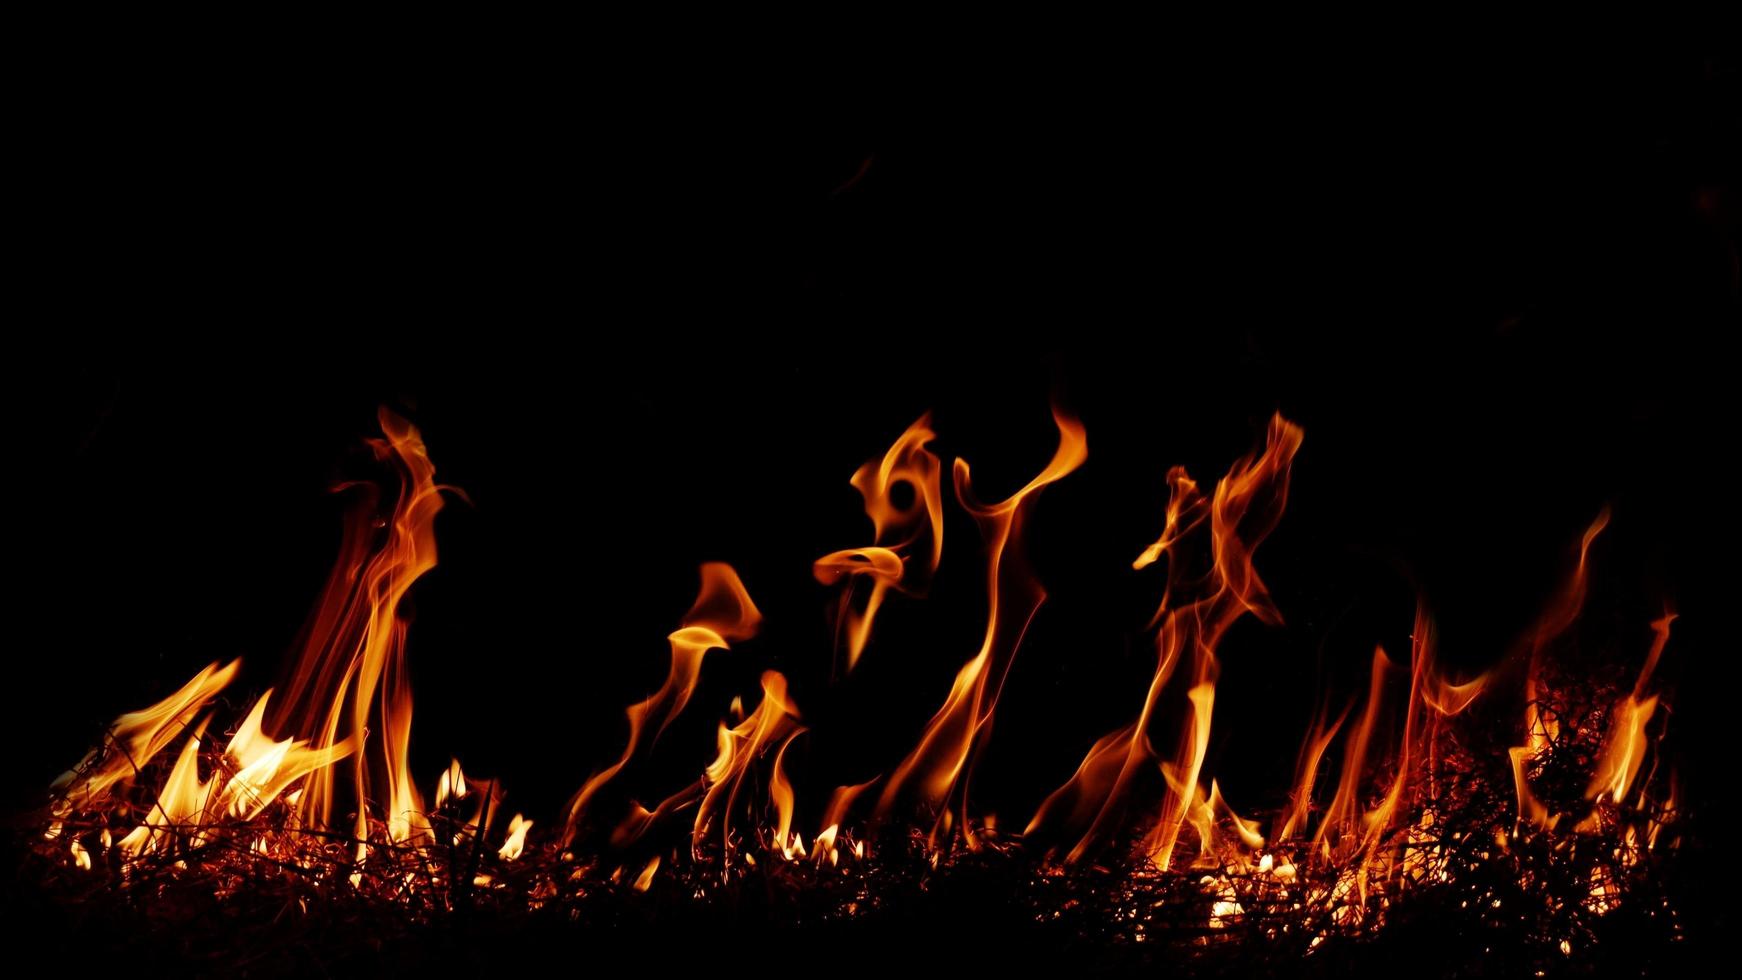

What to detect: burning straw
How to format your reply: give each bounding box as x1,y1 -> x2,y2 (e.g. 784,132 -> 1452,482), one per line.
16,406 -> 1693,975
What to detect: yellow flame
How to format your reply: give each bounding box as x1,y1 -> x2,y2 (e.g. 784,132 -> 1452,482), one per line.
119,718 -> 217,860
499,814 -> 533,861
693,671 -> 802,862
219,690 -> 356,820
52,659 -> 241,809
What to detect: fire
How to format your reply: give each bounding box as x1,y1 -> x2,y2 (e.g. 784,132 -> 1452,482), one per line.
563,562 -> 763,844
814,414 -> 946,673
219,691 -> 356,820
770,730 -> 802,858
873,405 -> 1087,848
1521,510 -> 1609,759
1585,612 -> 1675,806
499,814 -> 533,861
38,401 -> 1690,967
51,658 -> 240,810
1028,413 -> 1301,865
267,408 -> 452,846
692,670 -> 802,862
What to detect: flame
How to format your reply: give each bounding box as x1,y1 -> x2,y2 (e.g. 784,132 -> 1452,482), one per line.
1501,510 -> 1611,835
873,406 -> 1087,847
52,659 -> 241,809
53,411 -> 475,865
119,718 -> 217,860
499,814 -> 533,861
1146,682 -> 1217,868
1029,414 -> 1301,864
816,777 -> 879,849
692,671 -> 802,862
1585,612 -> 1675,806
1353,609 -> 1441,893
435,758 -> 467,809
218,691 -> 355,820
1274,699 -> 1350,842
1314,647 -> 1393,856
769,730 -> 803,858
813,414 -> 945,673
242,407 -> 454,847
1522,510 -> 1609,757
564,562 -> 763,844
35,400 -> 1693,948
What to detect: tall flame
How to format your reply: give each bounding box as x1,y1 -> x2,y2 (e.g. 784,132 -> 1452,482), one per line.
255,407 -> 452,843
1522,510 -> 1609,758
1584,611 -> 1675,806
874,406 -> 1087,848
1028,414 -> 1301,865
564,562 -> 762,844
1508,510 -> 1610,833
1273,698 -> 1350,843
813,414 -> 945,673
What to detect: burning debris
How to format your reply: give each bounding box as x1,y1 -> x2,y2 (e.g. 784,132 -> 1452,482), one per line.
22,406 -> 1690,974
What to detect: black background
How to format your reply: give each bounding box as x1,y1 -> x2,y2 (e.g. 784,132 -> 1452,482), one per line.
10,52 -> 1734,865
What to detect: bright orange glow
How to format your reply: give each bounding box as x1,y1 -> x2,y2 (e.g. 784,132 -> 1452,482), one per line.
1146,682 -> 1217,868
874,406 -> 1087,848
1029,414 -> 1301,865
52,659 -> 240,810
564,562 -> 763,844
814,414 -> 945,673
692,671 -> 802,862
499,814 -> 533,861
218,691 -> 356,820
1585,613 -> 1674,806
435,758 -> 467,810
1523,510 -> 1609,758
119,719 -> 216,860
769,730 -> 803,858
1274,700 -> 1349,842
35,400 -> 1691,948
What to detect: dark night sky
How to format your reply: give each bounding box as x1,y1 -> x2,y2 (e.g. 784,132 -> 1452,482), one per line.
9,52 -> 1734,844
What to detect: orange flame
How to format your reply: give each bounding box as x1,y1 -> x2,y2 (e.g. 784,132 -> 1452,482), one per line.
118,718 -> 217,860
1522,509 -> 1610,757
1274,699 -> 1350,842
874,406 -> 1087,848
815,777 -> 879,853
814,414 -> 945,673
499,814 -> 533,861
564,563 -> 762,844
218,691 -> 356,820
1585,612 -> 1675,806
1314,647 -> 1393,856
769,730 -> 803,858
52,659 -> 241,810
1029,414 -> 1301,865
693,671 -> 802,862
1506,510 -> 1610,834
246,408 -> 453,846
